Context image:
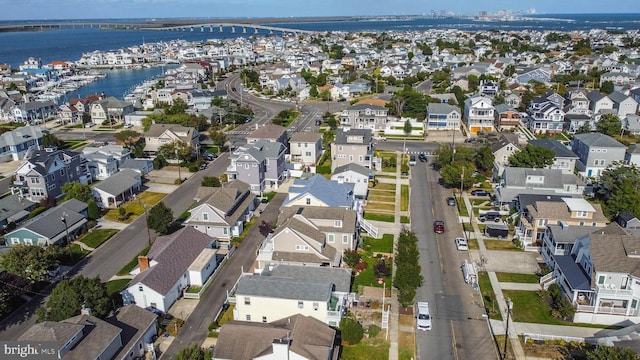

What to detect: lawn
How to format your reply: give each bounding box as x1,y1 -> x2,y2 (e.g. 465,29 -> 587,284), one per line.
400,216 -> 410,224
367,194 -> 396,202
478,271 -> 502,320
363,233 -> 394,253
373,183 -> 396,191
106,279 -> 130,297
365,202 -> 395,211
496,272 -> 539,284
341,338 -> 390,360
117,246 -> 151,276
363,213 -> 395,222
458,200 -> 469,217
352,256 -> 393,290
400,185 -> 408,211
468,239 -> 479,250
79,229 -> 118,249
104,192 -> 166,223
484,240 -> 521,251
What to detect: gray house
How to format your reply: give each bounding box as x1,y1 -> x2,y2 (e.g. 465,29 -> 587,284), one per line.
570,132 -> 627,180
529,138 -> 579,174
227,140 -> 287,194
331,163 -> 373,199
608,91 -> 639,118
246,124 -> 288,149
0,193 -> 37,229
330,128 -> 375,172
0,125 -> 44,162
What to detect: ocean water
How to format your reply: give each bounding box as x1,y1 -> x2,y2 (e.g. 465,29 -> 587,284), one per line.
1,13 -> 639,100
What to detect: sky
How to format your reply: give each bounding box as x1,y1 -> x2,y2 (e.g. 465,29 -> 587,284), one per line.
1,0 -> 640,20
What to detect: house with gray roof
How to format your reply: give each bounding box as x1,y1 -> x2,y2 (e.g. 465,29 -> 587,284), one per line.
608,91 -> 639,118
143,123 -> 199,155
184,180 -> 257,243
626,143 -> 640,168
623,114 -> 640,136
91,169 -> 141,208
122,227 -> 217,312
90,96 -> 134,125
0,193 -> 37,228
529,138 -> 579,174
330,128 -> 375,172
587,91 -> 613,114
231,264 -> 353,326
331,163 -> 373,198
570,132 -> 627,180
11,100 -> 56,123
213,314 -> 339,360
119,158 -> 153,175
283,175 -> 355,209
4,199 -> 88,246
0,125 -> 44,162
426,103 -> 461,131
496,167 -> 585,204
491,133 -> 521,180
81,144 -> 131,180
289,132 -> 322,166
339,104 -> 388,130
227,139 -> 287,194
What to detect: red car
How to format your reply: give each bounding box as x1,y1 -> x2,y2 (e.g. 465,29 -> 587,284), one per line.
433,221 -> 445,234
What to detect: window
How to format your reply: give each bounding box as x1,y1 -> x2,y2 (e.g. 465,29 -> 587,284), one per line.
306,198 -> 311,205
203,213 -> 208,221
342,235 -> 349,244
245,297 -> 251,305
334,220 -> 342,227
138,285 -> 143,291
246,315 -> 251,321
24,238 -> 33,245
298,301 -> 304,309
576,211 -> 588,218
295,244 -> 309,251
338,145 -> 343,152
313,302 -> 319,310
598,276 -> 605,285
223,228 -> 228,235
262,316 -> 267,323
328,234 -> 335,243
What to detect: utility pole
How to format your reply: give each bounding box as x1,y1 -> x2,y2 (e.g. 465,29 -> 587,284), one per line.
503,298 -> 513,360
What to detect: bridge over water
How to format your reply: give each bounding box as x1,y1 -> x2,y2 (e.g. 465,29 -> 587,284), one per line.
147,23 -> 316,35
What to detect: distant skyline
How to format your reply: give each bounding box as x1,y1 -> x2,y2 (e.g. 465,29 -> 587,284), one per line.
1,0 -> 640,21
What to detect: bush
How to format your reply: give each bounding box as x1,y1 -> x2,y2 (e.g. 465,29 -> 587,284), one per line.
29,206 -> 48,219
188,164 -> 198,172
174,178 -> 183,185
202,176 -> 221,187
368,324 -> 381,338
354,261 -> 368,272
374,259 -> 391,277
343,249 -> 361,267
339,317 -> 363,345
316,165 -> 331,174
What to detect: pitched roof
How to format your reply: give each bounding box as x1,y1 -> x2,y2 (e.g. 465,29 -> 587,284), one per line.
61,314 -> 122,360
92,169 -> 140,196
10,199 -> 88,240
529,138 -> 579,159
334,128 -> 371,145
0,125 -> 43,147
248,124 -> 287,140
263,264 -> 352,293
18,321 -> 84,347
285,175 -> 354,208
213,315 -> 338,360
590,223 -> 640,280
278,206 -> 358,242
0,193 -> 36,224
236,275 -> 333,301
490,134 -> 520,153
145,123 -> 196,140
572,132 -> 626,148
106,305 -> 158,360
290,132 -> 322,143
332,162 -> 372,177
427,103 -> 460,115
129,227 -> 212,295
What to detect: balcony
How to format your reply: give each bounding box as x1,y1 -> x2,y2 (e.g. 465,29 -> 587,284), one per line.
575,304 -> 629,315
595,285 -> 634,298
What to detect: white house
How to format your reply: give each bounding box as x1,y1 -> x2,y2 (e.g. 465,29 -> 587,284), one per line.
464,95 -> 495,134
289,132 -> 323,166
331,163 -> 372,199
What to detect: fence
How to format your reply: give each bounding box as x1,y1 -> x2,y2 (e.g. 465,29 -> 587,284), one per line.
523,333 -> 585,344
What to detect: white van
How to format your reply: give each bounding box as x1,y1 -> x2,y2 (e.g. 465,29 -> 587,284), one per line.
416,302 -> 432,331
409,155 -> 417,166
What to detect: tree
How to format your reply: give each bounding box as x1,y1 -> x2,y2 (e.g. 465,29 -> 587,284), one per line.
394,230 -> 423,307
596,113 -> 622,137
165,98 -> 188,115
62,182 -> 92,203
600,80 -> 614,95
87,199 -> 100,220
36,276 -> 111,322
148,202 -> 174,235
0,245 -> 60,283
113,130 -> 141,147
322,112 -> 337,129
575,123 -> 592,134
309,84 -> 319,98
403,119 -> 412,137
158,141 -> 193,164
208,128 -> 227,149
201,176 -> 221,187
42,133 -> 63,148
475,146 -> 495,172
258,221 -> 273,237
173,344 -> 213,360
598,164 -> 640,218
339,317 -> 364,345
586,346 -> 640,360
508,144 -> 555,168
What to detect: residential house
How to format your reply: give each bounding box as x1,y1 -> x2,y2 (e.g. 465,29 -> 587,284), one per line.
122,227 -> 217,312
425,103 -> 461,131
90,96 -> 134,125
11,100 -> 56,123
19,304 -> 158,360
331,163 -> 373,199
495,167 -> 586,205
529,138 -> 579,174
570,132 -> 627,180
232,265 -> 353,326
81,146 -> 128,181
617,211 -> 640,230
491,134 -> 521,180
515,197 -> 607,249
494,104 -> 522,131
480,81 -> 499,96
119,158 -> 154,175
185,180 -> 257,243
213,314 -> 339,360
587,91 -> 613,114
626,144 -> 640,167
526,92 -> 566,135
91,169 -> 142,208
289,132 -> 322,166
246,124 -> 288,149
227,140 -> 287,194
0,125 -> 44,162
283,175 -> 355,209
608,91 -> 639,118
631,87 -> 640,105
13,148 -> 90,202
623,114 -> 640,135
143,124 -> 200,155
339,104 -> 388,131
330,128 -> 375,172
600,72 -> 635,87
464,95 -> 495,134
0,193 -> 37,229
4,199 -> 88,246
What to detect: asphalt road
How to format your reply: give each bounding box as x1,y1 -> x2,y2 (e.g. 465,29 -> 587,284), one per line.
159,193 -> 286,359
412,159 -> 497,360
0,153 -> 231,341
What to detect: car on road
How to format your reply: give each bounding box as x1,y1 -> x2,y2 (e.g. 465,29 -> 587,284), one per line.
199,163 -> 207,170
478,211 -> 501,223
409,155 -> 417,166
315,119 -> 322,126
373,135 -> 386,141
447,197 -> 456,206
124,123 -> 133,128
433,220 -> 444,234
470,189 -> 490,197
84,122 -> 94,128
337,98 -> 347,102
418,153 -> 427,162
416,302 -> 432,331
203,153 -> 217,161
455,237 -> 469,251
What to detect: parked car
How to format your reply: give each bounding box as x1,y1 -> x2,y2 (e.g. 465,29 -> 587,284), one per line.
409,155 -> 417,166
416,302 -> 432,331
478,211 -> 501,223
124,123 -> 133,128
433,220 -> 444,234
84,122 -> 94,128
470,189 -> 490,197
455,237 -> 469,251
199,163 -> 207,170
484,223 -> 509,238
418,153 -> 427,162
447,197 -> 456,206
203,153 -> 218,161
315,119 -> 322,126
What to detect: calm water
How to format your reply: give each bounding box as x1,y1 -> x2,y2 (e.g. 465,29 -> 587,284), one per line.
1,13 -> 639,100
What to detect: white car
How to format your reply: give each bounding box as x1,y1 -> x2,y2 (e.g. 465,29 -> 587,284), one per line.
455,237 -> 469,251
416,302 -> 432,331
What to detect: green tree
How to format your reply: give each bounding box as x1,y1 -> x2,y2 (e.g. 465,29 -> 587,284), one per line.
403,119 -> 412,137
62,182 -> 92,203
36,276 -> 111,322
87,199 -> 100,220
172,344 -> 213,360
309,84 -> 319,98
201,176 -> 221,187
165,98 -> 188,115
158,141 -> 193,164
440,162 -> 476,190
575,123 -> 593,134
598,164 -> 640,218
508,144 -> 555,168
42,133 -> 63,148
475,145 -> 495,172
596,113 -> 622,137
208,127 -> 227,150
113,130 -> 141,147
600,80 -> 614,95
148,202 -> 174,235
0,245 -> 60,283
468,74 -> 479,92
322,112 -> 337,129
394,230 -> 423,307
503,64 -> 516,77
339,317 -> 364,345
586,346 -> 640,360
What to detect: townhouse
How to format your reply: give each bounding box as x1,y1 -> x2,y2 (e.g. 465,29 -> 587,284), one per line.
570,132 -> 627,180
464,95 -> 495,134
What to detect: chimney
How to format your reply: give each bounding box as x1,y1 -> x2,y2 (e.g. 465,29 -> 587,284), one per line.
80,304 -> 93,316
138,255 -> 150,271
272,338 -> 291,360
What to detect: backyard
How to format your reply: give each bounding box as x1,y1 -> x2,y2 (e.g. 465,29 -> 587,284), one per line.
365,182 -> 396,222
104,192 -> 166,223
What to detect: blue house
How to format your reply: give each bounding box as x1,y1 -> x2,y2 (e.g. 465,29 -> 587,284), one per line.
0,126 -> 44,162
4,199 -> 88,246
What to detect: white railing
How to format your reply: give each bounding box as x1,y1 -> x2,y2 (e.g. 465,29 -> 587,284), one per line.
595,285 -> 634,298
523,333 -> 585,343
358,217 -> 379,238
575,304 -> 628,315
540,272 -> 555,284
524,245 -> 541,252
182,247 -> 234,300
543,277 -> 557,290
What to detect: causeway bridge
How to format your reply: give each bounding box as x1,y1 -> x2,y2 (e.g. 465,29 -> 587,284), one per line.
146,23 -> 315,35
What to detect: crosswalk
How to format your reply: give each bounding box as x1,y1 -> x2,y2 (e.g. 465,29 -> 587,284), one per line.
404,151 -> 434,156
227,131 -> 252,135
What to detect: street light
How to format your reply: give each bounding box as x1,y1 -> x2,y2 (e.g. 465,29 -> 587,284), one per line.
503,298 -> 513,360
60,212 -> 72,259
